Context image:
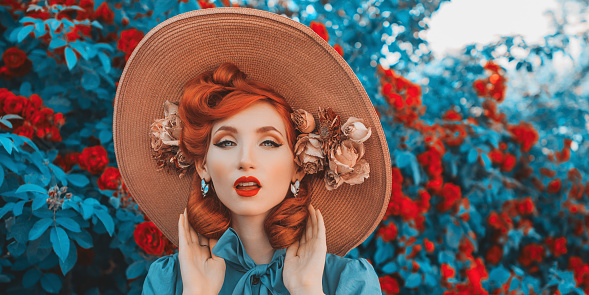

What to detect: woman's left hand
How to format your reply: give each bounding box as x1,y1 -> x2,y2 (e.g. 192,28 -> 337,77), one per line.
283,204 -> 327,295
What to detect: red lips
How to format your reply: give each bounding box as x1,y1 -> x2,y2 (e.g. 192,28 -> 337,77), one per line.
234,176 -> 261,197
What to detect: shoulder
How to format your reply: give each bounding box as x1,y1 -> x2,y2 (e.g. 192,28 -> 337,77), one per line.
322,254 -> 381,295
142,254 -> 183,295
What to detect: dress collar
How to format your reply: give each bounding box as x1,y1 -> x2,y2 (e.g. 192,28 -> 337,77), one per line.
211,227 -> 289,295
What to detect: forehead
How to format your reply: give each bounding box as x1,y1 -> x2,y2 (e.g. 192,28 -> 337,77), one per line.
211,101 -> 287,135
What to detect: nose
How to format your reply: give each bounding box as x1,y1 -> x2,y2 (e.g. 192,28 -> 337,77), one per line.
238,142 -> 256,171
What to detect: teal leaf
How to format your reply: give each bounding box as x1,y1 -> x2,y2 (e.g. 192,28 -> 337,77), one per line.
50,227 -> 70,262
17,25 -> 35,42
0,119 -> 12,128
0,166 -> 4,188
0,136 -> 15,154
13,200 -> 26,216
405,272 -> 421,288
0,203 -> 15,219
58,240 -> 77,275
64,47 -> 77,70
126,260 -> 150,279
49,39 -> 67,50
55,217 -> 81,233
67,173 -> 89,187
22,268 -> 42,288
70,230 -> 93,248
16,183 -> 48,195
94,209 -> 114,236
32,195 -> 48,210
40,273 -> 62,294
29,218 -> 54,241
97,51 -> 111,73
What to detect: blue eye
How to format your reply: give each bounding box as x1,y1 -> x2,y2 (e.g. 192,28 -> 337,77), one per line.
262,140 -> 282,147
213,140 -> 235,147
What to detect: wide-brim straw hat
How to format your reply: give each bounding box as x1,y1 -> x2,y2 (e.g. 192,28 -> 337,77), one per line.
113,7 -> 391,256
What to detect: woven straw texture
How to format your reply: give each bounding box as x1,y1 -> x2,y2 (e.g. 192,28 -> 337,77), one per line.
113,7 -> 391,256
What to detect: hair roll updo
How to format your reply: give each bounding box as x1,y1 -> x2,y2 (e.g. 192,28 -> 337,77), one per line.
178,62 -> 311,249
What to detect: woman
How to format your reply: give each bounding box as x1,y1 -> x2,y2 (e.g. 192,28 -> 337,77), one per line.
113,7 -> 392,295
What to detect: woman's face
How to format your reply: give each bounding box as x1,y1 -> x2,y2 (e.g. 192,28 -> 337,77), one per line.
197,101 -> 299,217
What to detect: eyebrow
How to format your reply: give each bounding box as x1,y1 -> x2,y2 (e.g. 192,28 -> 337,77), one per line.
214,125 -> 284,137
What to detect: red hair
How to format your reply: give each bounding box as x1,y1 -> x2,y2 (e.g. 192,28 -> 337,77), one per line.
178,62 -> 310,249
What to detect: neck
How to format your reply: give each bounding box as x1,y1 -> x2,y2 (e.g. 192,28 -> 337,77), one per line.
230,212 -> 275,265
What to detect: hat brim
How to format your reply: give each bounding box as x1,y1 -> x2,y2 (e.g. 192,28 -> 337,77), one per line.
113,7 -> 391,256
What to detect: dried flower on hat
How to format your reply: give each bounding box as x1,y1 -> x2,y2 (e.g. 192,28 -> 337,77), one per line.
291,109 -> 316,133
291,107 -> 372,190
341,117 -> 372,143
149,100 -> 194,178
294,133 -> 325,174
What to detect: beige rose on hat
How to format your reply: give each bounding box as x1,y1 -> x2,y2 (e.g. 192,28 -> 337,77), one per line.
294,133 -> 325,174
324,169 -> 344,190
291,109 -> 316,134
149,101 -> 182,150
340,158 -> 370,185
328,139 -> 365,174
341,117 -> 372,143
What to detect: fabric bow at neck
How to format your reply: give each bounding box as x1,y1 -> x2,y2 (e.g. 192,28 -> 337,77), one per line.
212,228 -> 289,295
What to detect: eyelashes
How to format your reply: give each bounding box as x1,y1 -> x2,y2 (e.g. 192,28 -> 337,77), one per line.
213,140 -> 283,148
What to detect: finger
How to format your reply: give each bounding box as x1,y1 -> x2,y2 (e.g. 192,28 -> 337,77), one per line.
285,240 -> 299,259
307,204 -> 316,240
301,225 -> 307,245
317,209 -> 326,241
178,213 -> 187,246
184,209 -> 194,244
188,220 -> 199,245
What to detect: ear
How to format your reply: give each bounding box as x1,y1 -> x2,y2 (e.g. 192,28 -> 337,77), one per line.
195,158 -> 211,182
291,165 -> 306,183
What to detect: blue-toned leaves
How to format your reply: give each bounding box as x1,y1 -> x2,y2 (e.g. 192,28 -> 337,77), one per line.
55,217 -> 81,233
375,237 -> 395,265
126,260 -> 151,279
67,173 -> 89,187
12,200 -> 25,216
49,38 -> 67,50
40,273 -> 62,294
22,268 -> 42,288
50,226 -> 70,262
59,240 -> 77,275
467,149 -> 478,163
7,241 -> 26,256
0,136 -> 15,154
69,230 -> 93,249
97,51 -> 111,74
16,183 -> 48,195
32,195 -> 48,210
29,218 -> 53,241
381,261 -> 397,273
64,46 -> 78,70
405,272 -> 422,288
488,265 -> 510,284
17,25 -> 35,42
94,208 -> 114,236
0,202 -> 15,219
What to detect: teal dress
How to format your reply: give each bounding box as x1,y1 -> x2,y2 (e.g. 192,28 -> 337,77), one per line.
142,227 -> 381,295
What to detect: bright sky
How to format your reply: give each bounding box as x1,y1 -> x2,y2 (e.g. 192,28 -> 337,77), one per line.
426,0 -> 559,57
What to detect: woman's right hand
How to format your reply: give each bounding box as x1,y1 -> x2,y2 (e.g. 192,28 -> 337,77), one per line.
178,209 -> 226,295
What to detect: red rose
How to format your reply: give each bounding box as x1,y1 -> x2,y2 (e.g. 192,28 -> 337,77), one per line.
379,276 -> 400,295
485,245 -> 503,265
3,47 -> 26,69
117,28 -> 145,61
437,182 -> 461,212
98,167 -> 121,190
309,21 -> 329,42
501,153 -> 517,172
333,43 -> 343,56
95,2 -> 114,24
441,263 -> 455,280
23,93 -> 43,119
76,0 -> 95,20
2,47 -> 32,77
3,94 -> 27,115
79,145 -> 109,175
547,179 -> 562,194
134,221 -> 166,255
54,152 -> 81,172
377,222 -> 397,243
13,122 -> 34,139
30,107 -> 54,126
519,243 -> 545,267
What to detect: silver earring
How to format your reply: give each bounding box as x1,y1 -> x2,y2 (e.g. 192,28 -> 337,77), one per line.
201,179 -> 210,198
290,179 -> 300,198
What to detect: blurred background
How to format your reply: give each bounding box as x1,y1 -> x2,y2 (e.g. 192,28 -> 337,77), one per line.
0,0 -> 588,294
